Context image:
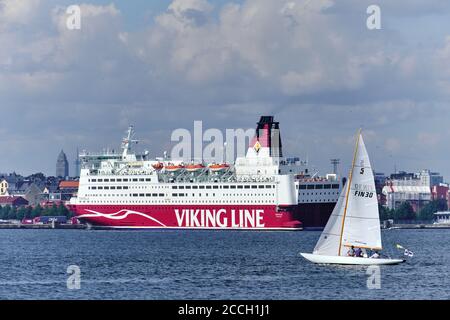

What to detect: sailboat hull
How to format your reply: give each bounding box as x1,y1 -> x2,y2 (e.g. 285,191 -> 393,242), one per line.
300,253 -> 405,265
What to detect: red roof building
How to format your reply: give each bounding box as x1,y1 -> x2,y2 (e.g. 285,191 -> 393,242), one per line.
0,196 -> 29,207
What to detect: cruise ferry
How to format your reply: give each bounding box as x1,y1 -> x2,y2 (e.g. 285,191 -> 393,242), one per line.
69,116 -> 341,230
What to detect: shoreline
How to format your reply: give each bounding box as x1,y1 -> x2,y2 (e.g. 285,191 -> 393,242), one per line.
0,223 -> 450,230
0,223 -> 86,230
385,224 -> 450,230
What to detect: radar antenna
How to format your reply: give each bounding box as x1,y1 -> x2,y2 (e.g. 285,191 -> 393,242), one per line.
121,126 -> 139,158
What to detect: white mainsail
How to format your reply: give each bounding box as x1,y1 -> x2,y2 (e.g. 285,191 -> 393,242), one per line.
313,132 -> 382,257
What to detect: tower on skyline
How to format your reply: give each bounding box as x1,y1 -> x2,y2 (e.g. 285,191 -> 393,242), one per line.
74,147 -> 81,177
56,150 -> 69,178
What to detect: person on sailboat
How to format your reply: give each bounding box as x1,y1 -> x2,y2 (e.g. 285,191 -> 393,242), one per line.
347,246 -> 356,257
355,247 -> 363,257
370,251 -> 380,259
362,249 -> 368,258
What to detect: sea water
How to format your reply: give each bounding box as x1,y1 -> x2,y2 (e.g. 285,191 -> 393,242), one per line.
0,229 -> 448,300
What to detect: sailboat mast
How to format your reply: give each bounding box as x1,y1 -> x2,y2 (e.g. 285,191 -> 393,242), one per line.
338,129 -> 362,256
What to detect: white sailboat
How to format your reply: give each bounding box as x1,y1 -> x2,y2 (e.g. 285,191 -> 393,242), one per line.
301,131 -> 405,265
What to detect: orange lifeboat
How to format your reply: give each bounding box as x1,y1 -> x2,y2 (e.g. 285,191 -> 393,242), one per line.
165,163 -> 184,172
208,163 -> 230,172
185,163 -> 205,172
152,162 -> 164,170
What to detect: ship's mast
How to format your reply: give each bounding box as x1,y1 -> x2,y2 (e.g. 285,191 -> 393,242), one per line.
121,126 -> 139,159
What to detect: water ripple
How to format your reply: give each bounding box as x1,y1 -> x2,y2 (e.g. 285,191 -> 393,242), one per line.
0,229 -> 448,299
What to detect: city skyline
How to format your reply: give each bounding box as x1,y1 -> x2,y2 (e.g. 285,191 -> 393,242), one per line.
1,0 -> 449,178
3,143 -> 448,186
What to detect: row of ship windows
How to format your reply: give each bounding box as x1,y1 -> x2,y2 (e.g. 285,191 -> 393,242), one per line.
79,200 -> 275,204
86,180 -> 275,190
137,193 -> 276,198
301,192 -> 339,196
84,193 -> 276,198
297,184 -> 340,190
173,185 -> 274,190
87,185 -> 275,191
84,187 -> 337,197
87,186 -> 166,190
88,178 -> 152,183
89,186 -> 129,190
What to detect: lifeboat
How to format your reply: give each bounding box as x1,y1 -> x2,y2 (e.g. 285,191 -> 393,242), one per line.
165,163 -> 184,173
185,163 -> 206,172
208,163 -> 230,172
152,162 -> 164,170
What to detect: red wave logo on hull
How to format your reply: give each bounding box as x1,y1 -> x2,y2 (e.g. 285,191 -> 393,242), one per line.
78,209 -> 167,227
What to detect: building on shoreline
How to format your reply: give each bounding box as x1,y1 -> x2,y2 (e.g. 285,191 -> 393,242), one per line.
0,196 -> 29,207
432,184 -> 449,202
374,172 -> 387,205
0,179 -> 9,195
0,172 -> 79,207
40,180 -> 79,207
382,170 -> 447,212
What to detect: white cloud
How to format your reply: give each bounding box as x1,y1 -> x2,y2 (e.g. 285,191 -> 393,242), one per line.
385,138 -> 401,153
168,0 -> 213,18
0,0 -> 449,177
417,132 -> 440,147
156,0 -> 213,32
280,70 -> 324,95
3,0 -> 449,104
0,0 -> 41,27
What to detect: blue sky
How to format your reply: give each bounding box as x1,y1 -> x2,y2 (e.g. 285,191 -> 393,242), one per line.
0,0 -> 450,179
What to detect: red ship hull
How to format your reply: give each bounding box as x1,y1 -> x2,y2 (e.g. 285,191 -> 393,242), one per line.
70,204 -> 302,230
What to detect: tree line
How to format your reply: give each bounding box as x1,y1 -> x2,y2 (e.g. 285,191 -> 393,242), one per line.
379,199 -> 448,222
1,200 -> 447,222
0,204 -> 73,221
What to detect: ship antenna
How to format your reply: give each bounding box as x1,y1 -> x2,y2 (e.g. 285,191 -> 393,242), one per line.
122,125 -> 139,159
